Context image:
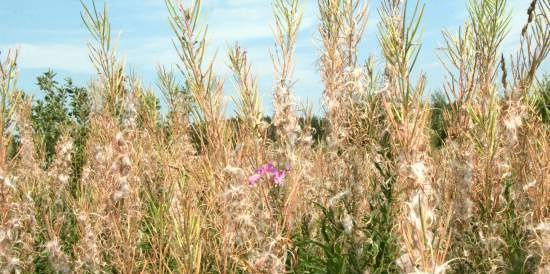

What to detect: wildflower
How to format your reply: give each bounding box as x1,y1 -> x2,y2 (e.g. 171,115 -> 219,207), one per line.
258,162 -> 277,174
248,173 -> 262,185
273,170 -> 286,185
248,162 -> 287,186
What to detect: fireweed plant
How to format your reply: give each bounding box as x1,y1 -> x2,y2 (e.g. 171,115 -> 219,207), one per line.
0,0 -> 549,273
248,162 -> 289,186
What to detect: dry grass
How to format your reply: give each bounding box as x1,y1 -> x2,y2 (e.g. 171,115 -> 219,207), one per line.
0,0 -> 549,273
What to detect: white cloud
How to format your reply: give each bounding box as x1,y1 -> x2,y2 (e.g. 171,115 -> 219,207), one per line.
4,43 -> 92,73
203,0 -> 317,41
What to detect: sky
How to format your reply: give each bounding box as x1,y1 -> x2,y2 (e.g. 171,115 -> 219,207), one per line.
0,0 -> 546,114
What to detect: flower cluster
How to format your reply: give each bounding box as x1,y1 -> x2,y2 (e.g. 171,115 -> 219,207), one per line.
248,162 -> 287,186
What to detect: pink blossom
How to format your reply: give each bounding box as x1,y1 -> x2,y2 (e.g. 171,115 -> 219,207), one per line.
273,170 -> 286,185
248,162 -> 287,186
248,173 -> 262,186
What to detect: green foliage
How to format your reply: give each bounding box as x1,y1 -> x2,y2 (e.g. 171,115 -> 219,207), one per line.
430,92 -> 449,148
534,75 -> 550,124
135,89 -> 161,130
291,154 -> 399,274
31,70 -> 91,193
301,116 -> 327,146
501,178 -> 536,274
139,171 -> 179,273
67,79 -> 91,197
292,195 -> 398,274
32,70 -> 70,166
293,204 -> 358,274
362,162 -> 400,274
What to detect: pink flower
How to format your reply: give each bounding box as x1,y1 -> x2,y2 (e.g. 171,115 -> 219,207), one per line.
248,162 -> 287,186
256,162 -> 276,174
248,173 -> 262,186
273,170 -> 286,185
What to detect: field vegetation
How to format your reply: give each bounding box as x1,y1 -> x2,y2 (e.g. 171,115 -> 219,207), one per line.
0,0 -> 549,273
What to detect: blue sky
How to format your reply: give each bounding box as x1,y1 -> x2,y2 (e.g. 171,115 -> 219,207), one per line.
0,0 -> 546,113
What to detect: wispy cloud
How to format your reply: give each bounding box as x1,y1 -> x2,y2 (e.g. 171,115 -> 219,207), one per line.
3,43 -> 91,73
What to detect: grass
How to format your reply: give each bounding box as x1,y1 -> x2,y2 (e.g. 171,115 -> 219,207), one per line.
0,0 -> 549,273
